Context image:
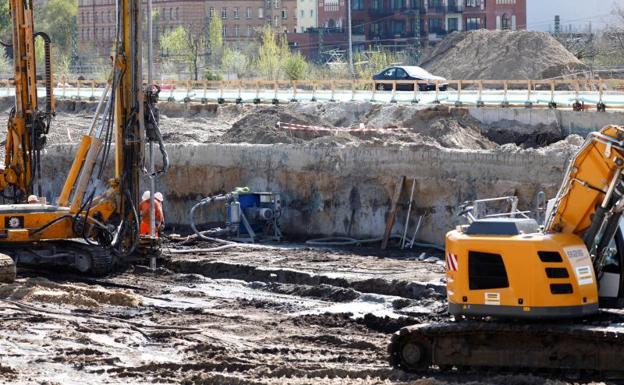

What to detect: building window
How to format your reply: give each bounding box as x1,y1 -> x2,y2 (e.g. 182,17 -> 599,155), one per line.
372,0 -> 382,9
448,17 -> 458,32
310,9 -> 314,17
282,9 -> 288,19
353,20 -> 365,34
468,251 -> 509,290
274,15 -> 279,27
273,0 -> 281,9
391,20 -> 405,35
221,7 -> 227,19
235,24 -> 240,37
222,25 -> 227,36
246,7 -> 252,19
466,17 -> 481,30
258,7 -> 264,18
429,17 -> 444,33
234,7 -> 239,19
247,25 -> 252,37
352,0 -> 364,10
391,0 -> 405,9
209,7 -> 214,18
300,9 -> 304,17
429,0 -> 443,9
465,0 -> 481,6
175,7 -> 179,19
501,13 -> 510,30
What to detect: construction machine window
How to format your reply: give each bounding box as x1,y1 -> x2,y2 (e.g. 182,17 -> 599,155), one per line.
468,252 -> 509,290
537,251 -> 563,263
545,267 -> 569,279
550,284 -> 573,295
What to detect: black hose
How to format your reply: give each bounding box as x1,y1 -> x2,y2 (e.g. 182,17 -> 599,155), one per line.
189,194 -> 230,241
147,105 -> 169,176
29,215 -> 74,236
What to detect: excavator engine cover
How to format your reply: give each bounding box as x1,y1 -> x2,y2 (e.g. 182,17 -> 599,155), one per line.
446,223 -> 599,318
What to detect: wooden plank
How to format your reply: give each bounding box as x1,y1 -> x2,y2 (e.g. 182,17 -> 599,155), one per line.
382,176 -> 405,250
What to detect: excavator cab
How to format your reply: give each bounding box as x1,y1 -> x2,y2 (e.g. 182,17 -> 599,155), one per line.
597,221 -> 624,307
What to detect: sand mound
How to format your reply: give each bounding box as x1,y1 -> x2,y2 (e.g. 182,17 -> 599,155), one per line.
0,277 -> 141,307
222,103 -> 497,150
421,30 -> 587,80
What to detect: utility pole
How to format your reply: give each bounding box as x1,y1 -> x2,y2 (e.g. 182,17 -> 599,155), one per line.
347,0 -> 354,77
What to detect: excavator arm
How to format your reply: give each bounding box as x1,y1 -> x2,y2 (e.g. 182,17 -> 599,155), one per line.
545,125 -> 624,277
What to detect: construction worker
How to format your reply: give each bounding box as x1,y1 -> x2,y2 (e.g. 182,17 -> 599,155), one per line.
139,191 -> 164,237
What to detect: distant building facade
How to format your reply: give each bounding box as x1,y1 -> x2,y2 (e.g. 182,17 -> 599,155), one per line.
297,0 -> 318,33
77,0 -> 297,57
289,0 -> 526,59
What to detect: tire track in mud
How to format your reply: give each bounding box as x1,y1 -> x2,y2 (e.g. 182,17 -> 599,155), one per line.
163,258 -> 445,301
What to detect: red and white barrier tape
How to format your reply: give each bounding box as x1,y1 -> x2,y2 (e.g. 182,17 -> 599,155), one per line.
277,121 -> 410,134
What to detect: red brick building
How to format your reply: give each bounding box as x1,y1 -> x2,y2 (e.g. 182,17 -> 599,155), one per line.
485,0 -> 526,31
290,0 -> 526,59
77,0 -> 297,57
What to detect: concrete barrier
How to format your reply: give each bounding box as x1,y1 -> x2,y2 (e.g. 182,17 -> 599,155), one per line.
469,108 -> 624,137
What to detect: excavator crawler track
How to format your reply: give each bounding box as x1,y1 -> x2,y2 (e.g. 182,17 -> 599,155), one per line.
389,319 -> 624,377
0,253 -> 16,283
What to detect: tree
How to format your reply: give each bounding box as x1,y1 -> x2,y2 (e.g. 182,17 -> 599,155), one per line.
354,49 -> 404,80
283,52 -> 307,81
256,26 -> 289,80
222,48 -> 250,79
37,0 -> 78,55
160,24 -> 206,80
0,51 -> 10,77
0,1 -> 10,41
207,16 -> 223,67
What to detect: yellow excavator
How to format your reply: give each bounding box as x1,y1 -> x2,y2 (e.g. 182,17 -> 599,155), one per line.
0,0 -> 164,281
390,125 -> 624,374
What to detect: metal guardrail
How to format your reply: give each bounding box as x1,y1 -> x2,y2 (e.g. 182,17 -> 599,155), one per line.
0,77 -> 623,110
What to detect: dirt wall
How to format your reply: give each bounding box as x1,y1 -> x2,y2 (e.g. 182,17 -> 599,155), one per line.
40,142 -> 571,245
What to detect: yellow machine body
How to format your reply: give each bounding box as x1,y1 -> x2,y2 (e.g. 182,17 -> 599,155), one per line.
446,230 -> 599,317
445,125 -> 624,319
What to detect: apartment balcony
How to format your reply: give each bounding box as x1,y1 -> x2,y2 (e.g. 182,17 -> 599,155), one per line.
446,3 -> 464,13
428,27 -> 447,35
373,31 -> 419,40
427,5 -> 446,13
368,8 -> 394,18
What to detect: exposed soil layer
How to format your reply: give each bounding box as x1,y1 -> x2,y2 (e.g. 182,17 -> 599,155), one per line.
0,244 -> 612,384
0,99 -> 573,151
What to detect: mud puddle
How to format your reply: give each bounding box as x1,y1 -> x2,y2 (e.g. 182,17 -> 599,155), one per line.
0,246 -> 609,384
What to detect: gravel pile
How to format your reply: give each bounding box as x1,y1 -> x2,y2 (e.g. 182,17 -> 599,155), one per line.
421,30 -> 587,80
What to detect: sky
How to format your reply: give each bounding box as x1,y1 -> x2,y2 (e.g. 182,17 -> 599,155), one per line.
527,0 -> 624,32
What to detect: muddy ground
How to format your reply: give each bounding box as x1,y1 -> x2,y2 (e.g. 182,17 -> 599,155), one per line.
0,240 -> 613,385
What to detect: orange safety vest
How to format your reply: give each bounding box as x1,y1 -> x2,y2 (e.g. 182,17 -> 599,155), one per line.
139,199 -> 164,236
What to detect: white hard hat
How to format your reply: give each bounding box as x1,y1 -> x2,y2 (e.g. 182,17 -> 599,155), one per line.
154,192 -> 164,202
142,191 -> 151,201
27,195 -> 38,203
